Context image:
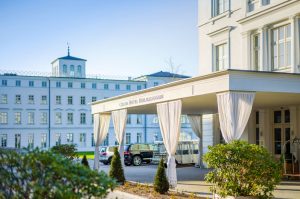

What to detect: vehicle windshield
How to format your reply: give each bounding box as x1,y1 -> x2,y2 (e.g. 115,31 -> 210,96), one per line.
100,147 -> 106,153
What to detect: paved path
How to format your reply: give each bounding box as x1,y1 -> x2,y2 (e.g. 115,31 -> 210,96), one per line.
89,160 -> 300,199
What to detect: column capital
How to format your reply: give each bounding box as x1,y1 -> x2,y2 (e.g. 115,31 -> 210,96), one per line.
289,14 -> 300,20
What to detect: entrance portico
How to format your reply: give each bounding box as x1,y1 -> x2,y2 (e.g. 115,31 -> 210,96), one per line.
91,69 -> 300,186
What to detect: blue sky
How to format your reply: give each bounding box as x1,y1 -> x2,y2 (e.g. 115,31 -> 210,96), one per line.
0,0 -> 198,77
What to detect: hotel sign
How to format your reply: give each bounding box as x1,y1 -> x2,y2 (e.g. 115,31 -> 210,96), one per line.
119,94 -> 164,107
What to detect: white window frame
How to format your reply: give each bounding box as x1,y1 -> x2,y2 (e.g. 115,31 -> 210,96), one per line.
56,95 -> 61,105
15,134 -> 21,148
28,95 -> 34,104
214,43 -> 228,71
0,112 -> 8,124
67,96 -> 73,105
15,112 -> 21,124
1,94 -> 8,104
271,23 -> 292,71
67,112 -> 73,124
126,133 -> 131,144
55,133 -> 61,146
41,133 -> 47,148
80,113 -> 86,124
41,95 -> 47,105
15,95 -> 21,104
55,112 -> 62,124
28,133 -> 34,149
1,134 -> 7,147
80,96 -> 86,105
40,112 -> 47,124
67,133 -> 73,143
27,112 -> 34,124
251,32 -> 260,71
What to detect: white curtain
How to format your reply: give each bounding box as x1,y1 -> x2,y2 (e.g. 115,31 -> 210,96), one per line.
93,113 -> 111,170
157,100 -> 182,187
217,91 -> 255,143
187,115 -> 203,168
112,109 -> 127,167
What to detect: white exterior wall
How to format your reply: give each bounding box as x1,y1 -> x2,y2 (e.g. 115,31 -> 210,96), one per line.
0,72 -> 195,151
198,0 -> 300,156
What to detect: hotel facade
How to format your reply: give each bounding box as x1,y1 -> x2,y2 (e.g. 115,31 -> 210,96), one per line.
91,0 -> 300,185
0,53 -> 194,151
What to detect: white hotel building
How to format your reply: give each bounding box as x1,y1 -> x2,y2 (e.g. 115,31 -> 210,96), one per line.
0,52 -> 194,151
91,0 -> 300,169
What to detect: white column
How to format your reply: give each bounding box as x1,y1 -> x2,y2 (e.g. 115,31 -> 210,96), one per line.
217,91 -> 255,143
259,26 -> 268,71
157,100 -> 182,187
290,15 -> 300,73
112,109 -> 127,167
241,31 -> 251,70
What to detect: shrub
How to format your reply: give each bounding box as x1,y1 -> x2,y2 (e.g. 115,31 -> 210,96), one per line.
153,158 -> 169,194
109,147 -> 125,184
51,144 -> 78,160
81,155 -> 89,168
0,148 -> 116,198
203,140 -> 281,198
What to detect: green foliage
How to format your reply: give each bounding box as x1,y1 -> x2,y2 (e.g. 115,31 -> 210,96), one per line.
51,144 -> 78,160
0,148 -> 116,199
81,155 -> 90,168
203,140 -> 281,198
109,147 -> 125,184
153,158 -> 169,194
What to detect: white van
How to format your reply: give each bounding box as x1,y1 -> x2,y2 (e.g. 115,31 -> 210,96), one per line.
152,140 -> 199,165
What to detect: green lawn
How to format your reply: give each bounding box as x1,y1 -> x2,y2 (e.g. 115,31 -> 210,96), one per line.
76,151 -> 95,159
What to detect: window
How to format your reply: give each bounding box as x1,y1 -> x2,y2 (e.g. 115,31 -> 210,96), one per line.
137,115 -> 143,124
67,96 -> 73,105
28,95 -> 34,104
0,112 -> 8,124
80,113 -> 86,124
92,83 -> 97,89
212,0 -> 229,16
68,82 -> 73,88
29,81 -> 34,87
181,115 -> 188,124
40,112 -> 47,124
215,43 -> 228,71
137,85 -> 142,90
63,65 -> 67,74
15,134 -> 21,148
115,84 -> 120,90
15,112 -> 21,124
2,80 -> 7,86
153,133 -> 159,142
126,85 -> 131,91
137,133 -> 142,143
56,81 -> 61,88
104,84 -> 109,90
80,96 -> 86,105
77,65 -> 82,74
15,95 -> 21,104
154,82 -> 159,86
91,115 -> 94,124
92,96 -> 97,102
67,113 -> 73,124
79,133 -> 86,145
67,133 -> 73,143
41,95 -> 47,104
28,134 -> 34,149
16,80 -> 21,87
271,24 -> 291,70
41,133 -> 47,148
55,112 -> 62,124
28,112 -> 34,124
1,94 -> 7,104
126,115 -> 131,124
248,0 -> 259,12
55,133 -> 61,146
56,96 -> 61,104
1,134 -> 7,147
70,65 -> 75,76
42,81 -> 47,87
125,133 -> 131,144
252,33 -> 260,70
81,82 -> 85,88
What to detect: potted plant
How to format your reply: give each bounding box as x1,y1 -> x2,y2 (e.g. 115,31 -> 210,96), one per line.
203,140 -> 281,199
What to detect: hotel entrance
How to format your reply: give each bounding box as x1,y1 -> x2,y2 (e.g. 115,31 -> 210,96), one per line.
273,109 -> 291,158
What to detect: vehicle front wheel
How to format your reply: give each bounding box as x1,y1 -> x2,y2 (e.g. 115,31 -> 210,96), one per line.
132,155 -> 142,166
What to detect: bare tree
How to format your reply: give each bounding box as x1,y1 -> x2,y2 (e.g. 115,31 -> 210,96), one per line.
165,57 -> 184,79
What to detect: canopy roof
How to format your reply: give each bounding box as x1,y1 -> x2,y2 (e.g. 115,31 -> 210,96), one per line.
91,70 -> 300,115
